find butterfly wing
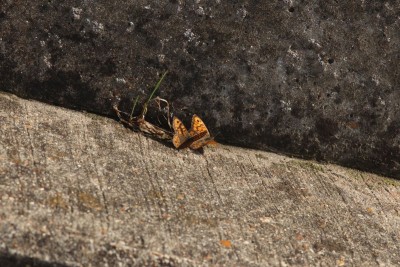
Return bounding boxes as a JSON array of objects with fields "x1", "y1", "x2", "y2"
[
  {"x1": 178, "y1": 130, "x2": 208, "y2": 149},
  {"x1": 188, "y1": 114, "x2": 217, "y2": 150},
  {"x1": 172, "y1": 116, "x2": 191, "y2": 148},
  {"x1": 189, "y1": 114, "x2": 210, "y2": 138}
]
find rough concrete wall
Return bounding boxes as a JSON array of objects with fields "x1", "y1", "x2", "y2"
[
  {"x1": 1, "y1": 1, "x2": 399, "y2": 178},
  {"x1": 1, "y1": 92, "x2": 399, "y2": 266}
]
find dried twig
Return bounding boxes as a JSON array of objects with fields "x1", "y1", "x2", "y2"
[{"x1": 113, "y1": 71, "x2": 173, "y2": 141}]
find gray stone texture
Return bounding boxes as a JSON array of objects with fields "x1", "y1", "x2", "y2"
[
  {"x1": 1, "y1": 92, "x2": 400, "y2": 266},
  {"x1": 0, "y1": 1, "x2": 399, "y2": 178}
]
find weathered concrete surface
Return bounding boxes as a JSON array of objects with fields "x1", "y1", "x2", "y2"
[
  {"x1": 1, "y1": 1, "x2": 399, "y2": 179},
  {"x1": 1, "y1": 92, "x2": 400, "y2": 266}
]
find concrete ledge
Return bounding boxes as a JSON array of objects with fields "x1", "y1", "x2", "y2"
[{"x1": 1, "y1": 92, "x2": 399, "y2": 266}]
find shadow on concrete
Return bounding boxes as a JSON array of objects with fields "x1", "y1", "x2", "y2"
[{"x1": 0, "y1": 252, "x2": 69, "y2": 267}]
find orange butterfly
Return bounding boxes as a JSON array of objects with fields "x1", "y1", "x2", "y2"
[
  {"x1": 188, "y1": 114, "x2": 217, "y2": 149},
  {"x1": 172, "y1": 115, "x2": 217, "y2": 150}
]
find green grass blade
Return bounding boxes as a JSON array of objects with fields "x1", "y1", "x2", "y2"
[
  {"x1": 130, "y1": 96, "x2": 139, "y2": 119},
  {"x1": 147, "y1": 70, "x2": 168, "y2": 103},
  {"x1": 139, "y1": 70, "x2": 168, "y2": 119}
]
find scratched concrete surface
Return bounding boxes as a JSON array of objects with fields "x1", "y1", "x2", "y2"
[{"x1": 0, "y1": 92, "x2": 399, "y2": 266}]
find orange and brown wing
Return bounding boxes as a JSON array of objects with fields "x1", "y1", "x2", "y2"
[
  {"x1": 189, "y1": 137, "x2": 218, "y2": 150},
  {"x1": 172, "y1": 116, "x2": 191, "y2": 148},
  {"x1": 178, "y1": 130, "x2": 208, "y2": 149},
  {"x1": 189, "y1": 114, "x2": 210, "y2": 138},
  {"x1": 188, "y1": 115, "x2": 218, "y2": 150}
]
